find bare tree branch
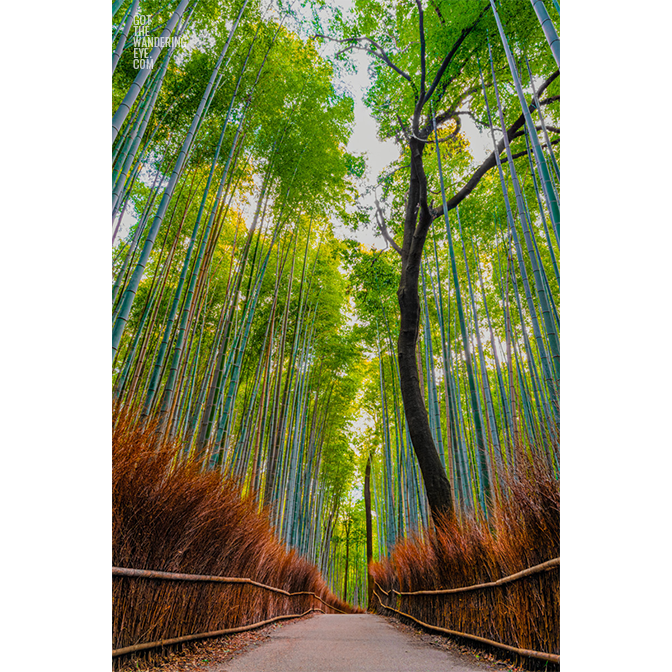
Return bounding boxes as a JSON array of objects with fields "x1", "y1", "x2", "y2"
[
  {"x1": 396, "y1": 113, "x2": 411, "y2": 142},
  {"x1": 509, "y1": 125, "x2": 559, "y2": 144},
  {"x1": 420, "y1": 84, "x2": 480, "y2": 138},
  {"x1": 500, "y1": 139, "x2": 559, "y2": 165},
  {"x1": 416, "y1": 0, "x2": 427, "y2": 101},
  {"x1": 374, "y1": 195, "x2": 402, "y2": 255},
  {"x1": 429, "y1": 70, "x2": 559, "y2": 220},
  {"x1": 422, "y1": 3, "x2": 491, "y2": 106},
  {"x1": 314, "y1": 34, "x2": 415, "y2": 88},
  {"x1": 453, "y1": 109, "x2": 481, "y2": 124},
  {"x1": 430, "y1": 43, "x2": 483, "y2": 111},
  {"x1": 429, "y1": 0, "x2": 445, "y2": 24},
  {"x1": 376, "y1": 163, "x2": 411, "y2": 186},
  {"x1": 537, "y1": 94, "x2": 559, "y2": 106},
  {"x1": 412, "y1": 114, "x2": 461, "y2": 144}
]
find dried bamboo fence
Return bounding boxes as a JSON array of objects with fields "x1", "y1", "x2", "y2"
[
  {"x1": 373, "y1": 557, "x2": 559, "y2": 665},
  {"x1": 113, "y1": 566, "x2": 347, "y2": 659}
]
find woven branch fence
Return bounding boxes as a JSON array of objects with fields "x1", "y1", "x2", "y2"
[
  {"x1": 112, "y1": 566, "x2": 347, "y2": 659},
  {"x1": 373, "y1": 557, "x2": 559, "y2": 665}
]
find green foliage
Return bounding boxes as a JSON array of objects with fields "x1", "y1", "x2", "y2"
[{"x1": 113, "y1": 0, "x2": 560, "y2": 611}]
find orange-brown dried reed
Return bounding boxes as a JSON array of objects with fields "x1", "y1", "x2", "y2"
[
  {"x1": 113, "y1": 413, "x2": 351, "y2": 667},
  {"x1": 370, "y1": 462, "x2": 559, "y2": 670}
]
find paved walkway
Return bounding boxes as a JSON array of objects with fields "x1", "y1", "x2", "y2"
[{"x1": 208, "y1": 614, "x2": 503, "y2": 671}]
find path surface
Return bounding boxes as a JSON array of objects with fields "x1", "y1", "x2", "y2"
[{"x1": 207, "y1": 614, "x2": 503, "y2": 672}]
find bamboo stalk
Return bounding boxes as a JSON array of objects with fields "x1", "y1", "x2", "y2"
[
  {"x1": 112, "y1": 0, "x2": 139, "y2": 75},
  {"x1": 112, "y1": 5, "x2": 250, "y2": 358},
  {"x1": 529, "y1": 0, "x2": 560, "y2": 68},
  {"x1": 488, "y1": 5, "x2": 560, "y2": 237},
  {"x1": 112, "y1": 0, "x2": 193, "y2": 143},
  {"x1": 432, "y1": 107, "x2": 491, "y2": 515},
  {"x1": 478, "y1": 57, "x2": 557, "y2": 408}
]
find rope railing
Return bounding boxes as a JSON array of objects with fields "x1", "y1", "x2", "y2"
[
  {"x1": 114, "y1": 561, "x2": 558, "y2": 661},
  {"x1": 373, "y1": 557, "x2": 560, "y2": 665},
  {"x1": 380, "y1": 556, "x2": 560, "y2": 596},
  {"x1": 112, "y1": 566, "x2": 348, "y2": 657},
  {"x1": 113, "y1": 608, "x2": 325, "y2": 657},
  {"x1": 112, "y1": 566, "x2": 348, "y2": 614},
  {"x1": 373, "y1": 591, "x2": 559, "y2": 664}
]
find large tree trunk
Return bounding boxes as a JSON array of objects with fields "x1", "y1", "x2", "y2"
[{"x1": 397, "y1": 138, "x2": 454, "y2": 522}]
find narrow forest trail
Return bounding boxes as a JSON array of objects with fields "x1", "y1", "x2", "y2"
[
  {"x1": 202, "y1": 614, "x2": 503, "y2": 672},
  {"x1": 112, "y1": 1, "x2": 561, "y2": 666}
]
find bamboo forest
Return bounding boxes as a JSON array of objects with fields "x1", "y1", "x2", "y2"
[{"x1": 112, "y1": 0, "x2": 560, "y2": 667}]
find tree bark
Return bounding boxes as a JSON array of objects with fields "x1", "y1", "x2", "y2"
[
  {"x1": 334, "y1": 10, "x2": 559, "y2": 528},
  {"x1": 397, "y1": 137, "x2": 454, "y2": 522},
  {"x1": 393, "y1": 74, "x2": 559, "y2": 525}
]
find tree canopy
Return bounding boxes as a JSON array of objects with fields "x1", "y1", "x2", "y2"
[{"x1": 112, "y1": 0, "x2": 559, "y2": 607}]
